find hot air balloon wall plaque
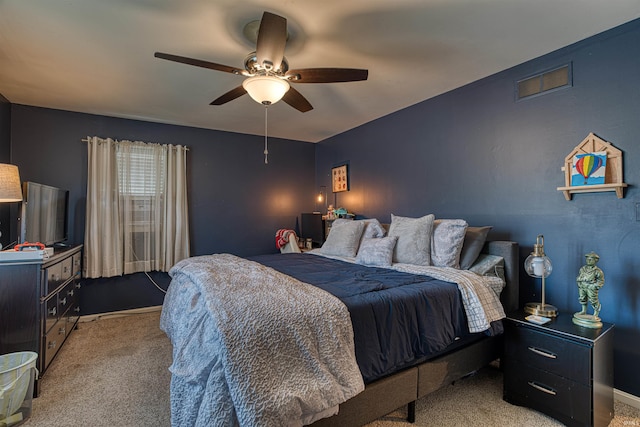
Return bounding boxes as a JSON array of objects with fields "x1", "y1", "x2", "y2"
[
  {"x1": 557, "y1": 132, "x2": 627, "y2": 200},
  {"x1": 571, "y1": 151, "x2": 607, "y2": 186}
]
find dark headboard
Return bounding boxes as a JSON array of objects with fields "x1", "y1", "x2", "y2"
[{"x1": 483, "y1": 240, "x2": 519, "y2": 313}]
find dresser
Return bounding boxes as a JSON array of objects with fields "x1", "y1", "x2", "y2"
[
  {"x1": 0, "y1": 245, "x2": 82, "y2": 396},
  {"x1": 503, "y1": 311, "x2": 614, "y2": 427}
]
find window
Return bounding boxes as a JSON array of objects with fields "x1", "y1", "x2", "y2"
[{"x1": 84, "y1": 137, "x2": 190, "y2": 279}]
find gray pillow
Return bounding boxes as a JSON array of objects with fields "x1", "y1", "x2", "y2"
[
  {"x1": 317, "y1": 220, "x2": 366, "y2": 257},
  {"x1": 459, "y1": 226, "x2": 493, "y2": 270},
  {"x1": 388, "y1": 214, "x2": 435, "y2": 265},
  {"x1": 431, "y1": 219, "x2": 468, "y2": 268},
  {"x1": 355, "y1": 236, "x2": 398, "y2": 267},
  {"x1": 333, "y1": 218, "x2": 386, "y2": 239},
  {"x1": 360, "y1": 218, "x2": 387, "y2": 239},
  {"x1": 469, "y1": 253, "x2": 505, "y2": 282}
]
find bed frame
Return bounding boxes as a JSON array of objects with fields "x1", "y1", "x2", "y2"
[{"x1": 311, "y1": 240, "x2": 519, "y2": 426}]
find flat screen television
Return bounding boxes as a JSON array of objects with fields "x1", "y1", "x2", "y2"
[{"x1": 19, "y1": 181, "x2": 69, "y2": 246}]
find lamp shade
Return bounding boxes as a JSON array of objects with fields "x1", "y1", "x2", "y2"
[
  {"x1": 0, "y1": 163, "x2": 22, "y2": 202},
  {"x1": 524, "y1": 254, "x2": 553, "y2": 278},
  {"x1": 242, "y1": 76, "x2": 290, "y2": 105}
]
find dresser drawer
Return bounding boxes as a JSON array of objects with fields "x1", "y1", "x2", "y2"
[
  {"x1": 46, "y1": 256, "x2": 74, "y2": 294},
  {"x1": 505, "y1": 362, "x2": 591, "y2": 425},
  {"x1": 60, "y1": 256, "x2": 73, "y2": 281},
  {"x1": 506, "y1": 322, "x2": 591, "y2": 384},
  {"x1": 44, "y1": 322, "x2": 67, "y2": 368},
  {"x1": 63, "y1": 280, "x2": 80, "y2": 312},
  {"x1": 57, "y1": 281, "x2": 74, "y2": 315},
  {"x1": 44, "y1": 294, "x2": 59, "y2": 333},
  {"x1": 46, "y1": 263, "x2": 63, "y2": 294},
  {"x1": 72, "y1": 252, "x2": 82, "y2": 276}
]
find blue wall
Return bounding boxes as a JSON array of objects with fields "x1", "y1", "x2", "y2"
[
  {"x1": 8, "y1": 105, "x2": 317, "y2": 313},
  {"x1": 316, "y1": 19, "x2": 640, "y2": 395},
  {"x1": 3, "y1": 18, "x2": 639, "y2": 396}
]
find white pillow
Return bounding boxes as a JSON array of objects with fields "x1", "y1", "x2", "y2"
[
  {"x1": 317, "y1": 220, "x2": 366, "y2": 258},
  {"x1": 388, "y1": 214, "x2": 435, "y2": 265},
  {"x1": 431, "y1": 219, "x2": 468, "y2": 268}
]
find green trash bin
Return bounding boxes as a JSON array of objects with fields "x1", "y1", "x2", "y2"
[{"x1": 0, "y1": 352, "x2": 38, "y2": 426}]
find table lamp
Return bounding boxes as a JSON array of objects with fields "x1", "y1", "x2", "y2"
[
  {"x1": 0, "y1": 163, "x2": 23, "y2": 250},
  {"x1": 524, "y1": 234, "x2": 558, "y2": 317}
]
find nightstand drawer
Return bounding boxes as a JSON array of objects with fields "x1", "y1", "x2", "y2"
[
  {"x1": 505, "y1": 322, "x2": 591, "y2": 384},
  {"x1": 504, "y1": 362, "x2": 591, "y2": 425}
]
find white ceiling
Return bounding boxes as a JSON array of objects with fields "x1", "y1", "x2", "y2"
[{"x1": 1, "y1": 1, "x2": 639, "y2": 143}]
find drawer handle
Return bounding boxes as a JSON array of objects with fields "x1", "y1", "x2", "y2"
[
  {"x1": 75, "y1": 283, "x2": 82, "y2": 289},
  {"x1": 67, "y1": 289, "x2": 75, "y2": 297},
  {"x1": 60, "y1": 297, "x2": 67, "y2": 306},
  {"x1": 74, "y1": 306, "x2": 81, "y2": 313},
  {"x1": 48, "y1": 306, "x2": 57, "y2": 316},
  {"x1": 528, "y1": 381, "x2": 557, "y2": 396},
  {"x1": 48, "y1": 340, "x2": 57, "y2": 349},
  {"x1": 59, "y1": 327, "x2": 66, "y2": 335},
  {"x1": 527, "y1": 346, "x2": 557, "y2": 359}
]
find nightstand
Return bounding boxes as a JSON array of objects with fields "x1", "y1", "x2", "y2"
[{"x1": 503, "y1": 311, "x2": 614, "y2": 427}]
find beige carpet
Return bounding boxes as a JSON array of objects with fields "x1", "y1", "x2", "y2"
[{"x1": 22, "y1": 311, "x2": 640, "y2": 427}]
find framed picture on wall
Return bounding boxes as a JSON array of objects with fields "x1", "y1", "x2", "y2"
[{"x1": 332, "y1": 163, "x2": 349, "y2": 193}]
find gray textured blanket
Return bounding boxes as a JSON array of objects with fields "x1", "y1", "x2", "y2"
[{"x1": 160, "y1": 254, "x2": 365, "y2": 426}]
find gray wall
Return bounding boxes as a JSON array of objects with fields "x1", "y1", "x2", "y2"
[{"x1": 316, "y1": 19, "x2": 640, "y2": 395}]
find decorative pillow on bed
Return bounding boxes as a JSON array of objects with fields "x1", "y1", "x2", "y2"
[
  {"x1": 333, "y1": 218, "x2": 387, "y2": 239},
  {"x1": 361, "y1": 218, "x2": 387, "y2": 239},
  {"x1": 355, "y1": 236, "x2": 398, "y2": 267},
  {"x1": 317, "y1": 220, "x2": 366, "y2": 258},
  {"x1": 431, "y1": 219, "x2": 468, "y2": 268},
  {"x1": 388, "y1": 213, "x2": 435, "y2": 265},
  {"x1": 459, "y1": 226, "x2": 493, "y2": 270},
  {"x1": 469, "y1": 253, "x2": 506, "y2": 284}
]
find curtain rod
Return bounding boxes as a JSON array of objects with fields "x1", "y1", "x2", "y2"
[{"x1": 81, "y1": 137, "x2": 189, "y2": 150}]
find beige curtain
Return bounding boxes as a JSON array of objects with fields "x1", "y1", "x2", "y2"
[{"x1": 84, "y1": 136, "x2": 190, "y2": 278}]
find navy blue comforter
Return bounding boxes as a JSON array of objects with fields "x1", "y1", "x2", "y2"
[{"x1": 249, "y1": 253, "x2": 470, "y2": 384}]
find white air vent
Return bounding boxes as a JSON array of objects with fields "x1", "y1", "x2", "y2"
[{"x1": 517, "y1": 64, "x2": 572, "y2": 100}]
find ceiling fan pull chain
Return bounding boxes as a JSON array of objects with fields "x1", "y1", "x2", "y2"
[{"x1": 264, "y1": 106, "x2": 269, "y2": 164}]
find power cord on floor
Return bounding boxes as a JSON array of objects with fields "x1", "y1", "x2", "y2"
[{"x1": 145, "y1": 270, "x2": 167, "y2": 294}]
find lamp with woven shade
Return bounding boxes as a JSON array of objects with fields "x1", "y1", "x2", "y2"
[
  {"x1": 0, "y1": 164, "x2": 22, "y2": 202},
  {"x1": 0, "y1": 163, "x2": 23, "y2": 250}
]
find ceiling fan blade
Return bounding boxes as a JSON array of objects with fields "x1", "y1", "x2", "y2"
[
  {"x1": 155, "y1": 52, "x2": 246, "y2": 75},
  {"x1": 285, "y1": 68, "x2": 368, "y2": 83},
  {"x1": 256, "y1": 12, "x2": 287, "y2": 72},
  {"x1": 282, "y1": 86, "x2": 313, "y2": 112},
  {"x1": 210, "y1": 86, "x2": 247, "y2": 105}
]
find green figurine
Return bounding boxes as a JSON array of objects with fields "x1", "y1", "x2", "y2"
[{"x1": 573, "y1": 251, "x2": 604, "y2": 328}]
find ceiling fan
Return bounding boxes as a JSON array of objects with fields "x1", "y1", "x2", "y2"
[{"x1": 154, "y1": 11, "x2": 368, "y2": 113}]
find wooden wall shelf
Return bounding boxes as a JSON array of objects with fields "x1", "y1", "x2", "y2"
[
  {"x1": 557, "y1": 133, "x2": 627, "y2": 200},
  {"x1": 557, "y1": 183, "x2": 627, "y2": 200}
]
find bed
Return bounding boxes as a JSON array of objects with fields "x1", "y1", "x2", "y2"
[{"x1": 160, "y1": 215, "x2": 519, "y2": 426}]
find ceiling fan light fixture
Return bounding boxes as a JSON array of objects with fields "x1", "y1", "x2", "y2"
[{"x1": 242, "y1": 75, "x2": 290, "y2": 105}]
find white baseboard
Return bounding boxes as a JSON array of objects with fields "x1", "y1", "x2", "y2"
[
  {"x1": 79, "y1": 305, "x2": 163, "y2": 323},
  {"x1": 615, "y1": 388, "x2": 640, "y2": 410}
]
